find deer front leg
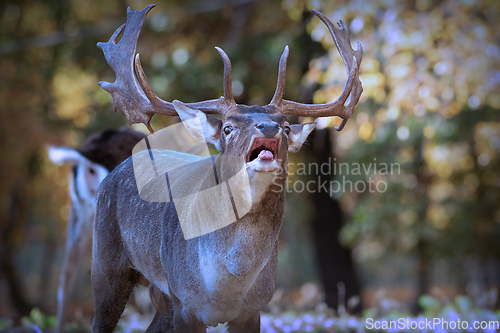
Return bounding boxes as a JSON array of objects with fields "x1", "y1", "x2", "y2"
[
  {"x1": 56, "y1": 237, "x2": 89, "y2": 332},
  {"x1": 55, "y1": 240, "x2": 78, "y2": 333},
  {"x1": 227, "y1": 313, "x2": 260, "y2": 333},
  {"x1": 91, "y1": 263, "x2": 140, "y2": 333},
  {"x1": 145, "y1": 284, "x2": 174, "y2": 333},
  {"x1": 92, "y1": 212, "x2": 141, "y2": 333},
  {"x1": 56, "y1": 206, "x2": 93, "y2": 333},
  {"x1": 169, "y1": 297, "x2": 206, "y2": 333}
]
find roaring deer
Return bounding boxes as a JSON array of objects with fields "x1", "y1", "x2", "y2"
[
  {"x1": 93, "y1": 4, "x2": 362, "y2": 332},
  {"x1": 48, "y1": 128, "x2": 145, "y2": 333}
]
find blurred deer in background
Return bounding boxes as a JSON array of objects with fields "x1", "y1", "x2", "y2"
[
  {"x1": 93, "y1": 4, "x2": 362, "y2": 332},
  {"x1": 48, "y1": 128, "x2": 145, "y2": 333}
]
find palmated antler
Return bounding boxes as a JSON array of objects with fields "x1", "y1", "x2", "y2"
[
  {"x1": 97, "y1": 5, "x2": 236, "y2": 133},
  {"x1": 269, "y1": 10, "x2": 363, "y2": 131}
]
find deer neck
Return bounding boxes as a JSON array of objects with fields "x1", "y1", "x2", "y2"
[
  {"x1": 247, "y1": 169, "x2": 279, "y2": 208},
  {"x1": 217, "y1": 166, "x2": 286, "y2": 277},
  {"x1": 142, "y1": 150, "x2": 286, "y2": 277}
]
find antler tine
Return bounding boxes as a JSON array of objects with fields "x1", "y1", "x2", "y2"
[
  {"x1": 98, "y1": 4, "x2": 161, "y2": 131},
  {"x1": 134, "y1": 53, "x2": 177, "y2": 132},
  {"x1": 98, "y1": 5, "x2": 228, "y2": 134},
  {"x1": 314, "y1": 11, "x2": 363, "y2": 76},
  {"x1": 215, "y1": 47, "x2": 236, "y2": 107},
  {"x1": 109, "y1": 23, "x2": 126, "y2": 44},
  {"x1": 278, "y1": 10, "x2": 363, "y2": 131},
  {"x1": 269, "y1": 46, "x2": 289, "y2": 107}
]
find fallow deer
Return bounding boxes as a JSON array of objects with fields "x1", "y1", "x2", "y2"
[
  {"x1": 93, "y1": 4, "x2": 362, "y2": 332},
  {"x1": 48, "y1": 128, "x2": 145, "y2": 333}
]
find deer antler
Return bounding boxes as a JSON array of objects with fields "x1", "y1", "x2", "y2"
[
  {"x1": 215, "y1": 47, "x2": 237, "y2": 107},
  {"x1": 98, "y1": 5, "x2": 235, "y2": 133},
  {"x1": 270, "y1": 10, "x2": 363, "y2": 131},
  {"x1": 269, "y1": 45, "x2": 289, "y2": 107}
]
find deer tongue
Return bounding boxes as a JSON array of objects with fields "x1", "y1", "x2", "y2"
[{"x1": 258, "y1": 150, "x2": 274, "y2": 160}]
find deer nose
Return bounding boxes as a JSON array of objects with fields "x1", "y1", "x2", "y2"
[{"x1": 256, "y1": 122, "x2": 280, "y2": 138}]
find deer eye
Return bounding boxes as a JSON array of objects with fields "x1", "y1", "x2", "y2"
[
  {"x1": 284, "y1": 126, "x2": 290, "y2": 135},
  {"x1": 223, "y1": 125, "x2": 233, "y2": 135}
]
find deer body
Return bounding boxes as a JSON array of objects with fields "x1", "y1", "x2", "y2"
[
  {"x1": 92, "y1": 109, "x2": 298, "y2": 331},
  {"x1": 94, "y1": 153, "x2": 283, "y2": 327},
  {"x1": 48, "y1": 129, "x2": 145, "y2": 333},
  {"x1": 93, "y1": 5, "x2": 362, "y2": 332}
]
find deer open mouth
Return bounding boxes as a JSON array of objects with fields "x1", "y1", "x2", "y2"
[{"x1": 246, "y1": 138, "x2": 279, "y2": 164}]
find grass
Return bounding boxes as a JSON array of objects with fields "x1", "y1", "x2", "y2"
[{"x1": 3, "y1": 290, "x2": 499, "y2": 333}]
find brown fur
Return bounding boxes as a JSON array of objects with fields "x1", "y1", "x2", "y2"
[{"x1": 78, "y1": 129, "x2": 146, "y2": 171}]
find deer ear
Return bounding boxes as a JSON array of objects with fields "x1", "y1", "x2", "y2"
[
  {"x1": 288, "y1": 122, "x2": 316, "y2": 153},
  {"x1": 173, "y1": 100, "x2": 222, "y2": 151}
]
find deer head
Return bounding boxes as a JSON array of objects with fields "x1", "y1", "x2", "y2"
[
  {"x1": 97, "y1": 5, "x2": 362, "y2": 217},
  {"x1": 49, "y1": 129, "x2": 147, "y2": 215}
]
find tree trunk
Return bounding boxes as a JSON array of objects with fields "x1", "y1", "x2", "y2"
[
  {"x1": 307, "y1": 128, "x2": 362, "y2": 313},
  {"x1": 0, "y1": 184, "x2": 32, "y2": 317},
  {"x1": 412, "y1": 140, "x2": 430, "y2": 313}
]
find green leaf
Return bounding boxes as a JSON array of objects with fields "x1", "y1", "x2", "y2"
[
  {"x1": 418, "y1": 295, "x2": 440, "y2": 310},
  {"x1": 30, "y1": 307, "x2": 45, "y2": 328},
  {"x1": 454, "y1": 295, "x2": 473, "y2": 312}
]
